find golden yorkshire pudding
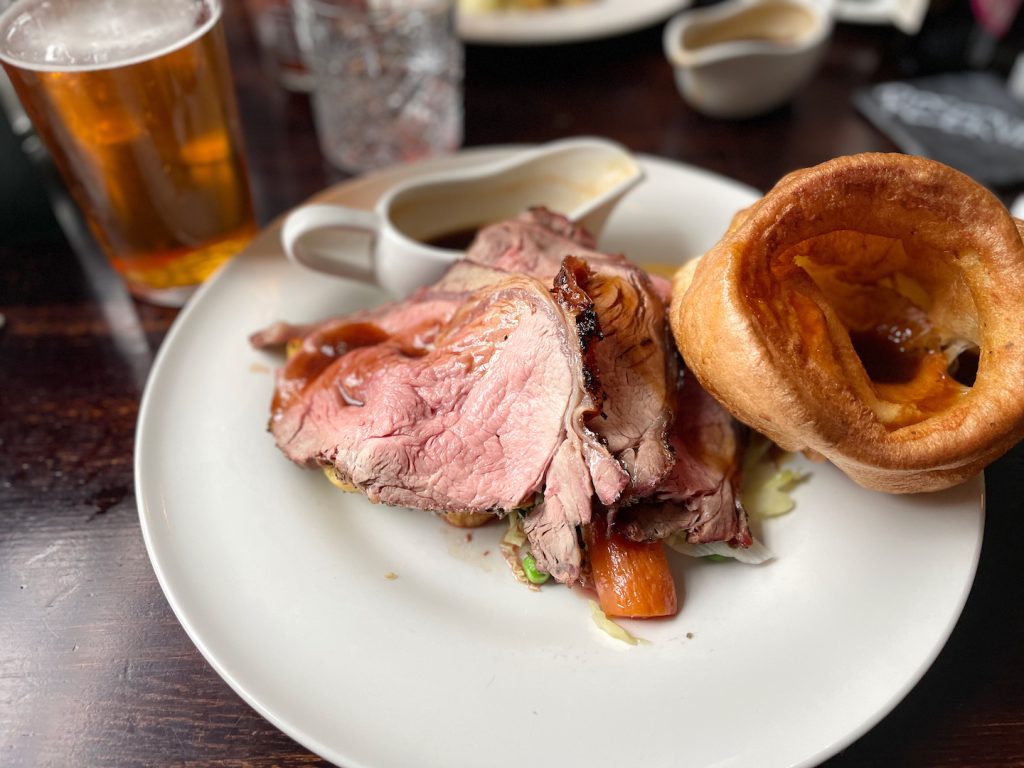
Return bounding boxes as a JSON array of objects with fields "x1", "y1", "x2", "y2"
[{"x1": 671, "y1": 153, "x2": 1024, "y2": 493}]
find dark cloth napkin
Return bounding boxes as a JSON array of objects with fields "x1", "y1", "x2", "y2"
[{"x1": 854, "y1": 71, "x2": 1024, "y2": 188}]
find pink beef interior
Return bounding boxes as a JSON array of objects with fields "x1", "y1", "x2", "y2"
[{"x1": 252, "y1": 208, "x2": 750, "y2": 585}]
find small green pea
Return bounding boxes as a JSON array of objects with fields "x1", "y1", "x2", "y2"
[{"x1": 521, "y1": 554, "x2": 550, "y2": 584}]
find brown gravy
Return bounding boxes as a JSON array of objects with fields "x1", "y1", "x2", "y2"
[
  {"x1": 682, "y1": 1, "x2": 816, "y2": 50},
  {"x1": 850, "y1": 324, "x2": 979, "y2": 389},
  {"x1": 424, "y1": 225, "x2": 483, "y2": 251},
  {"x1": 849, "y1": 327, "x2": 924, "y2": 384}
]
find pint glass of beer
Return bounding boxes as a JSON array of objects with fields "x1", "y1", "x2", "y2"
[{"x1": 0, "y1": 0, "x2": 256, "y2": 306}]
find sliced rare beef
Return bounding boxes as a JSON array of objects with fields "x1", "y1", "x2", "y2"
[
  {"x1": 523, "y1": 257, "x2": 629, "y2": 581},
  {"x1": 469, "y1": 210, "x2": 749, "y2": 547},
  {"x1": 583, "y1": 266, "x2": 675, "y2": 500},
  {"x1": 468, "y1": 209, "x2": 675, "y2": 500},
  {"x1": 252, "y1": 261, "x2": 518, "y2": 414},
  {"x1": 253, "y1": 208, "x2": 750, "y2": 586},
  {"x1": 467, "y1": 208, "x2": 627, "y2": 292},
  {"x1": 254, "y1": 258, "x2": 628, "y2": 582},
  {"x1": 617, "y1": 366, "x2": 752, "y2": 548}
]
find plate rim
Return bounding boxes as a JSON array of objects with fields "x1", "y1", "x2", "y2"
[{"x1": 457, "y1": 0, "x2": 692, "y2": 45}]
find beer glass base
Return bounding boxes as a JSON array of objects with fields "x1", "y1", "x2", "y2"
[
  {"x1": 127, "y1": 282, "x2": 198, "y2": 308},
  {"x1": 112, "y1": 226, "x2": 256, "y2": 308}
]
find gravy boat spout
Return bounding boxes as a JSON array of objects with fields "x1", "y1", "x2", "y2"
[{"x1": 281, "y1": 137, "x2": 644, "y2": 297}]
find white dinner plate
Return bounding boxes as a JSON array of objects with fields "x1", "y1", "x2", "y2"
[
  {"x1": 136, "y1": 147, "x2": 984, "y2": 768},
  {"x1": 457, "y1": 0, "x2": 691, "y2": 45}
]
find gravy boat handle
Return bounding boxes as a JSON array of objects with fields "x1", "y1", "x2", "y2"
[{"x1": 282, "y1": 204, "x2": 381, "y2": 285}]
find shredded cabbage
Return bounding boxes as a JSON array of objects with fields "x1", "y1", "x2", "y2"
[
  {"x1": 662, "y1": 434, "x2": 808, "y2": 563},
  {"x1": 665, "y1": 536, "x2": 775, "y2": 564},
  {"x1": 500, "y1": 514, "x2": 537, "y2": 588},
  {"x1": 588, "y1": 601, "x2": 648, "y2": 646},
  {"x1": 741, "y1": 434, "x2": 809, "y2": 518},
  {"x1": 742, "y1": 466, "x2": 808, "y2": 518},
  {"x1": 501, "y1": 513, "x2": 527, "y2": 548}
]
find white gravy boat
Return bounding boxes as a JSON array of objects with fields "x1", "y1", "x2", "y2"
[
  {"x1": 281, "y1": 137, "x2": 644, "y2": 297},
  {"x1": 664, "y1": 0, "x2": 833, "y2": 119}
]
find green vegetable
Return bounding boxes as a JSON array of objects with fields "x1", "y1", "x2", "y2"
[
  {"x1": 740, "y1": 434, "x2": 809, "y2": 518},
  {"x1": 502, "y1": 513, "x2": 527, "y2": 548},
  {"x1": 665, "y1": 535, "x2": 774, "y2": 564},
  {"x1": 588, "y1": 600, "x2": 647, "y2": 646},
  {"x1": 521, "y1": 554, "x2": 550, "y2": 585},
  {"x1": 703, "y1": 554, "x2": 728, "y2": 562},
  {"x1": 742, "y1": 466, "x2": 808, "y2": 518}
]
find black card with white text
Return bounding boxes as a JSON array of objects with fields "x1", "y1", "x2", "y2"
[{"x1": 854, "y1": 71, "x2": 1024, "y2": 187}]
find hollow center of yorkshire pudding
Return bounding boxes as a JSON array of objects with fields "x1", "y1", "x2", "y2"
[{"x1": 782, "y1": 230, "x2": 979, "y2": 429}]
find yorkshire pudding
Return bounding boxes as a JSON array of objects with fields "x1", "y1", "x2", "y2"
[{"x1": 671, "y1": 153, "x2": 1024, "y2": 493}]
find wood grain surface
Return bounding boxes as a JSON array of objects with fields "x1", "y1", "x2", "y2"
[{"x1": 2, "y1": 1, "x2": 1023, "y2": 765}]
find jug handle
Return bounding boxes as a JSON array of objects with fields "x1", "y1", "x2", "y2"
[{"x1": 281, "y1": 204, "x2": 380, "y2": 285}]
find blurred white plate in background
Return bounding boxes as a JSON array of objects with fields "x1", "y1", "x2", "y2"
[{"x1": 458, "y1": 0, "x2": 692, "y2": 45}]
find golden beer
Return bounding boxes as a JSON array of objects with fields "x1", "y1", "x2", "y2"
[{"x1": 0, "y1": 0, "x2": 256, "y2": 305}]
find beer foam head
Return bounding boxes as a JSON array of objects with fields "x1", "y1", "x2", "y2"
[{"x1": 0, "y1": 0, "x2": 219, "y2": 71}]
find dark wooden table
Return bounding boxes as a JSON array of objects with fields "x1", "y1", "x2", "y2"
[{"x1": 3, "y1": 1, "x2": 1023, "y2": 765}]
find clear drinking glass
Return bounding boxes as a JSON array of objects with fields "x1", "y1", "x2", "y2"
[
  {"x1": 0, "y1": 0, "x2": 256, "y2": 307},
  {"x1": 294, "y1": 0, "x2": 464, "y2": 174}
]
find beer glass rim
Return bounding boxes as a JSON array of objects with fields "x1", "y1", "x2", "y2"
[{"x1": 0, "y1": 0, "x2": 223, "y2": 73}]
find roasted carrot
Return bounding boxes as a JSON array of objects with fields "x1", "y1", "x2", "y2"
[{"x1": 584, "y1": 519, "x2": 678, "y2": 618}]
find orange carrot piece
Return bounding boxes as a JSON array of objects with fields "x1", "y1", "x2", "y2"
[{"x1": 584, "y1": 520, "x2": 678, "y2": 619}]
